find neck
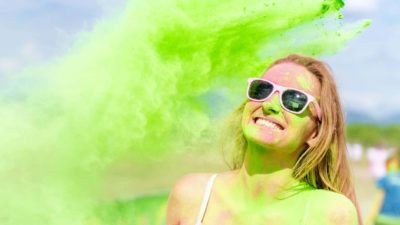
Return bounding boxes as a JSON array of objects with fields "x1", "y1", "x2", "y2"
[{"x1": 235, "y1": 142, "x2": 302, "y2": 198}]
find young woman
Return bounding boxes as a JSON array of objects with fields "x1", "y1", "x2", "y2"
[{"x1": 166, "y1": 54, "x2": 362, "y2": 225}]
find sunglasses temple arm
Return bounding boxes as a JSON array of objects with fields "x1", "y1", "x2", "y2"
[{"x1": 312, "y1": 101, "x2": 322, "y2": 121}]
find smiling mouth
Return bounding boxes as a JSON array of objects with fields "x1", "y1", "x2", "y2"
[{"x1": 254, "y1": 118, "x2": 284, "y2": 131}]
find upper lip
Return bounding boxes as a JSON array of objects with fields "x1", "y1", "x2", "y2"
[{"x1": 253, "y1": 116, "x2": 286, "y2": 130}]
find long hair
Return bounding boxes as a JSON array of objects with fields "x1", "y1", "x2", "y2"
[{"x1": 221, "y1": 54, "x2": 362, "y2": 224}]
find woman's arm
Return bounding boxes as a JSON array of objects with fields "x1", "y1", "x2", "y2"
[
  {"x1": 165, "y1": 177, "x2": 186, "y2": 225},
  {"x1": 166, "y1": 190, "x2": 181, "y2": 225},
  {"x1": 310, "y1": 190, "x2": 359, "y2": 225}
]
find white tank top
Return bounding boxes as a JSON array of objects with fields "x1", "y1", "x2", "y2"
[{"x1": 194, "y1": 174, "x2": 218, "y2": 225}]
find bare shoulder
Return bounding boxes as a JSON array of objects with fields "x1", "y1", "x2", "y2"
[
  {"x1": 308, "y1": 189, "x2": 358, "y2": 225},
  {"x1": 165, "y1": 173, "x2": 216, "y2": 225},
  {"x1": 170, "y1": 173, "x2": 216, "y2": 200}
]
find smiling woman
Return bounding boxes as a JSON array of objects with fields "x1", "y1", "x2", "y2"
[{"x1": 165, "y1": 54, "x2": 362, "y2": 225}]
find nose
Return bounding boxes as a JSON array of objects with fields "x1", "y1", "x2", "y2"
[{"x1": 261, "y1": 91, "x2": 281, "y2": 115}]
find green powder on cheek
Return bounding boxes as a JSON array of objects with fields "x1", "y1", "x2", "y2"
[
  {"x1": 0, "y1": 0, "x2": 369, "y2": 224},
  {"x1": 283, "y1": 114, "x2": 314, "y2": 151}
]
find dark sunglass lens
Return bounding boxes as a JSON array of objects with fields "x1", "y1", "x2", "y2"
[
  {"x1": 248, "y1": 80, "x2": 273, "y2": 100},
  {"x1": 282, "y1": 90, "x2": 308, "y2": 112}
]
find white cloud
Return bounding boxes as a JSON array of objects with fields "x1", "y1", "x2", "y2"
[
  {"x1": 0, "y1": 58, "x2": 20, "y2": 72},
  {"x1": 20, "y1": 41, "x2": 42, "y2": 61},
  {"x1": 341, "y1": 90, "x2": 400, "y2": 119},
  {"x1": 345, "y1": 0, "x2": 379, "y2": 12}
]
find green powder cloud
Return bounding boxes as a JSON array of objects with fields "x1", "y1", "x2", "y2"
[{"x1": 0, "y1": 0, "x2": 369, "y2": 224}]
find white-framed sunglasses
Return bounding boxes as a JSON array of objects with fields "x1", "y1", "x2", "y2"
[{"x1": 247, "y1": 78, "x2": 322, "y2": 120}]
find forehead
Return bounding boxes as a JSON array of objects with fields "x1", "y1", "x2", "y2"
[{"x1": 261, "y1": 62, "x2": 321, "y2": 97}]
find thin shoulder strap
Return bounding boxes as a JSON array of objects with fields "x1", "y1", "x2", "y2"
[{"x1": 194, "y1": 174, "x2": 218, "y2": 225}]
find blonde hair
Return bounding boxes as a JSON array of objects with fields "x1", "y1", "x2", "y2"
[{"x1": 222, "y1": 54, "x2": 362, "y2": 224}]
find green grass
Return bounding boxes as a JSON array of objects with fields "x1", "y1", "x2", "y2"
[{"x1": 347, "y1": 124, "x2": 400, "y2": 147}]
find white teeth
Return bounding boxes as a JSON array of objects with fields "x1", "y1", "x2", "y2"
[{"x1": 255, "y1": 118, "x2": 282, "y2": 130}]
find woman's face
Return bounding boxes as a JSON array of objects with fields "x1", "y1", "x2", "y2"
[{"x1": 242, "y1": 62, "x2": 321, "y2": 154}]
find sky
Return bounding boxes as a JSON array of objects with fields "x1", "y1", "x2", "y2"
[
  {"x1": 0, "y1": 0, "x2": 399, "y2": 120},
  {"x1": 324, "y1": 0, "x2": 400, "y2": 119}
]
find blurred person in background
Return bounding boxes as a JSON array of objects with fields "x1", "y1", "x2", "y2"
[
  {"x1": 347, "y1": 143, "x2": 363, "y2": 162},
  {"x1": 166, "y1": 54, "x2": 362, "y2": 225},
  {"x1": 367, "y1": 144, "x2": 391, "y2": 180},
  {"x1": 366, "y1": 149, "x2": 400, "y2": 225}
]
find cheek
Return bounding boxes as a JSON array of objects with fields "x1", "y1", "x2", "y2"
[
  {"x1": 289, "y1": 115, "x2": 313, "y2": 134},
  {"x1": 307, "y1": 104, "x2": 319, "y2": 119},
  {"x1": 285, "y1": 116, "x2": 316, "y2": 145},
  {"x1": 241, "y1": 102, "x2": 258, "y2": 126},
  {"x1": 243, "y1": 123, "x2": 280, "y2": 144}
]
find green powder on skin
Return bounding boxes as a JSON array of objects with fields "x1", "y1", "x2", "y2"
[
  {"x1": 297, "y1": 76, "x2": 313, "y2": 91},
  {"x1": 0, "y1": 0, "x2": 369, "y2": 224}
]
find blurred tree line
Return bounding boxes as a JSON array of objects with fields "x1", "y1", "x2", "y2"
[{"x1": 346, "y1": 124, "x2": 400, "y2": 148}]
